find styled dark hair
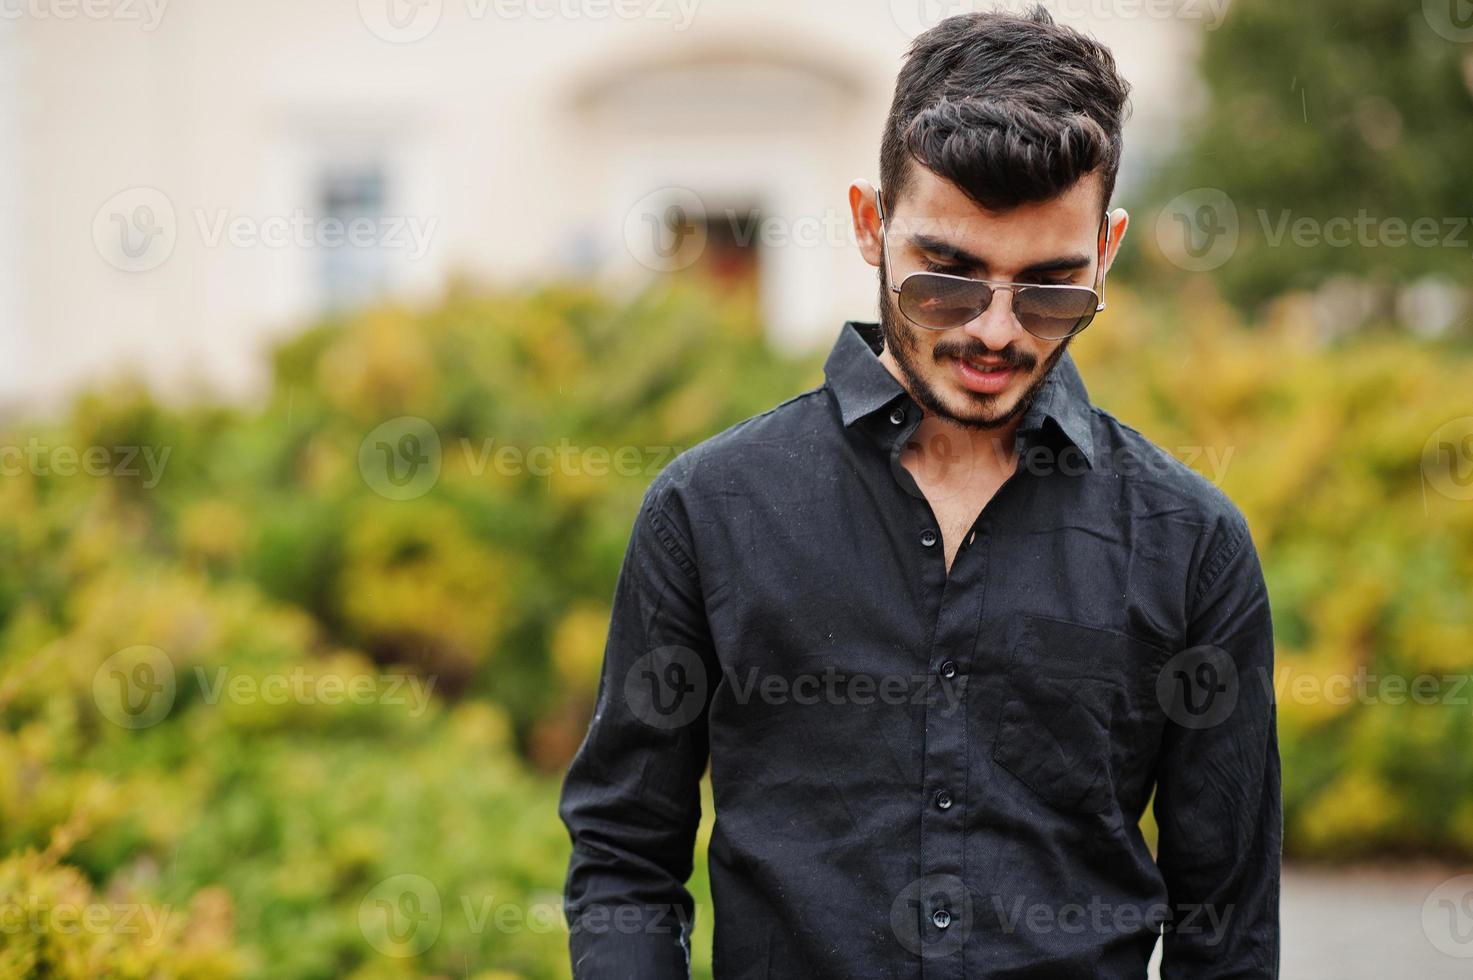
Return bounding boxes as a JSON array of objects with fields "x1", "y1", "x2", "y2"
[{"x1": 879, "y1": 5, "x2": 1132, "y2": 216}]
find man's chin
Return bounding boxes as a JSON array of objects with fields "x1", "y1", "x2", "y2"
[{"x1": 930, "y1": 386, "x2": 1026, "y2": 430}]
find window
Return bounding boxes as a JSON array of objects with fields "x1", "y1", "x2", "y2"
[{"x1": 316, "y1": 164, "x2": 390, "y2": 312}]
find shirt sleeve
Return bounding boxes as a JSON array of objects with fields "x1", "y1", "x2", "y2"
[
  {"x1": 557, "y1": 473, "x2": 715, "y2": 979},
  {"x1": 1153, "y1": 513, "x2": 1283, "y2": 978}
]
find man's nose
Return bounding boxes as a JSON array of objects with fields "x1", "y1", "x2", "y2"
[{"x1": 961, "y1": 287, "x2": 1025, "y2": 349}]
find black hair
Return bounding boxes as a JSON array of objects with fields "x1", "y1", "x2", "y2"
[{"x1": 879, "y1": 4, "x2": 1133, "y2": 215}]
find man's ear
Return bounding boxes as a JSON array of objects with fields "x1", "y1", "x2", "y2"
[
  {"x1": 1103, "y1": 208, "x2": 1129, "y2": 275},
  {"x1": 849, "y1": 179, "x2": 884, "y2": 269}
]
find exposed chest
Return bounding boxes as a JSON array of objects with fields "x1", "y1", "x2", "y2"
[{"x1": 900, "y1": 447, "x2": 1016, "y2": 574}]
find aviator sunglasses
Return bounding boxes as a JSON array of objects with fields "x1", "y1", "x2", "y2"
[{"x1": 876, "y1": 187, "x2": 1112, "y2": 341}]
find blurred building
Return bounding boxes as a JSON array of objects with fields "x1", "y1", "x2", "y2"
[{"x1": 1, "y1": 0, "x2": 1209, "y2": 414}]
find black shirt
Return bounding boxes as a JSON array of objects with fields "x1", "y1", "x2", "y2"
[{"x1": 559, "y1": 320, "x2": 1281, "y2": 979}]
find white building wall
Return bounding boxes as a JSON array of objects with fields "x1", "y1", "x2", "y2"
[
  {"x1": 0, "y1": 17, "x2": 23, "y2": 406},
  {"x1": 6, "y1": 0, "x2": 1200, "y2": 415}
]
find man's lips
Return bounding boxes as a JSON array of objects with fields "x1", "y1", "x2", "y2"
[{"x1": 950, "y1": 354, "x2": 1020, "y2": 394}]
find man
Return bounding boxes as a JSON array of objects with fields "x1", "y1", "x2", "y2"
[{"x1": 559, "y1": 6, "x2": 1281, "y2": 978}]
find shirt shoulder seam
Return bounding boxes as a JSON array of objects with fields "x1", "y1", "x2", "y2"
[
  {"x1": 1194, "y1": 516, "x2": 1250, "y2": 606},
  {"x1": 647, "y1": 499, "x2": 700, "y2": 584},
  {"x1": 642, "y1": 384, "x2": 827, "y2": 584}
]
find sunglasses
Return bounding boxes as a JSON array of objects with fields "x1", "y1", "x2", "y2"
[{"x1": 876, "y1": 188, "x2": 1111, "y2": 341}]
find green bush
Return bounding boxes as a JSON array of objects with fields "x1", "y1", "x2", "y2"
[
  {"x1": 0, "y1": 282, "x2": 809, "y2": 977},
  {"x1": 2, "y1": 278, "x2": 1472, "y2": 977},
  {"x1": 1132, "y1": 0, "x2": 1473, "y2": 317},
  {"x1": 1079, "y1": 284, "x2": 1473, "y2": 859}
]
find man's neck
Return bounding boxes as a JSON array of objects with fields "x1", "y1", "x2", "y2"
[{"x1": 878, "y1": 346, "x2": 1023, "y2": 484}]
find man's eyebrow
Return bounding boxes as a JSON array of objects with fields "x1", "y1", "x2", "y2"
[
  {"x1": 909, "y1": 233, "x2": 1094, "y2": 276},
  {"x1": 909, "y1": 234, "x2": 984, "y2": 267},
  {"x1": 1020, "y1": 254, "x2": 1095, "y2": 276}
]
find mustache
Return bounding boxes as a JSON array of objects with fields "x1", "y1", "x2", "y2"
[{"x1": 931, "y1": 341, "x2": 1037, "y2": 372}]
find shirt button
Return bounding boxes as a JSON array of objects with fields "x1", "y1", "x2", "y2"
[
  {"x1": 935, "y1": 789, "x2": 953, "y2": 810},
  {"x1": 889, "y1": 407, "x2": 906, "y2": 425},
  {"x1": 939, "y1": 660, "x2": 957, "y2": 679},
  {"x1": 920, "y1": 529, "x2": 938, "y2": 548},
  {"x1": 932, "y1": 908, "x2": 951, "y2": 930}
]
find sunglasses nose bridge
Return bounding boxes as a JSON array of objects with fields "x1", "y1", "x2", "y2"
[{"x1": 960, "y1": 282, "x2": 1024, "y2": 341}]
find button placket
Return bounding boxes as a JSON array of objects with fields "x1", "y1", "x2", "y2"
[{"x1": 913, "y1": 547, "x2": 981, "y2": 979}]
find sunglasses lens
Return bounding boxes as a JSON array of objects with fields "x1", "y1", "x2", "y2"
[
  {"x1": 898, "y1": 275, "x2": 991, "y2": 330},
  {"x1": 1016, "y1": 287, "x2": 1099, "y2": 340}
]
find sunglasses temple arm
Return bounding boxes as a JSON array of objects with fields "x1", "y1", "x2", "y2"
[
  {"x1": 1096, "y1": 215, "x2": 1111, "y2": 311},
  {"x1": 875, "y1": 188, "x2": 901, "y2": 294}
]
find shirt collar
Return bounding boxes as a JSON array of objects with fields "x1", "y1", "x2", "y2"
[
  {"x1": 822, "y1": 320, "x2": 1097, "y2": 468},
  {"x1": 1016, "y1": 343, "x2": 1097, "y2": 468},
  {"x1": 823, "y1": 320, "x2": 905, "y2": 427}
]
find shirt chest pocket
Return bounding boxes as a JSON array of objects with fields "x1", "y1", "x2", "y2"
[{"x1": 990, "y1": 615, "x2": 1152, "y2": 816}]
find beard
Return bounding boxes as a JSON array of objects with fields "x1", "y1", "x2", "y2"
[{"x1": 877, "y1": 278, "x2": 1070, "y2": 432}]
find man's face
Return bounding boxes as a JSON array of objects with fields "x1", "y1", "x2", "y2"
[{"x1": 868, "y1": 168, "x2": 1115, "y2": 431}]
